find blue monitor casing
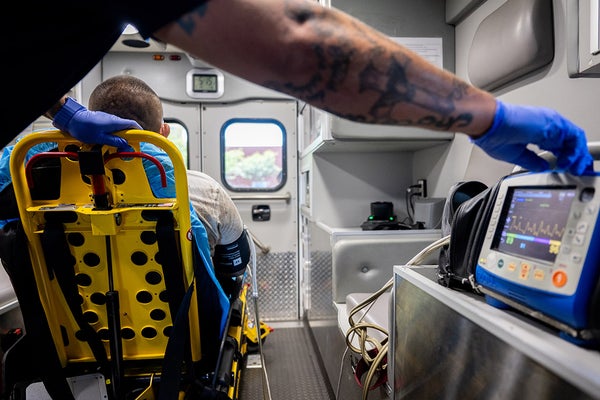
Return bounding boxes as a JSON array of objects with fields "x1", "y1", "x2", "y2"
[{"x1": 475, "y1": 172, "x2": 600, "y2": 339}]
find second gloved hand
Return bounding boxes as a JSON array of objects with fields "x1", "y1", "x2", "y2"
[
  {"x1": 52, "y1": 97, "x2": 140, "y2": 150},
  {"x1": 473, "y1": 100, "x2": 594, "y2": 175}
]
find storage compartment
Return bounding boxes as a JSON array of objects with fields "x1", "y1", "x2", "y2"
[
  {"x1": 567, "y1": 0, "x2": 600, "y2": 77},
  {"x1": 300, "y1": 104, "x2": 454, "y2": 155},
  {"x1": 298, "y1": 0, "x2": 456, "y2": 155},
  {"x1": 467, "y1": 0, "x2": 555, "y2": 90},
  {"x1": 327, "y1": 225, "x2": 442, "y2": 302},
  {"x1": 303, "y1": 148, "x2": 451, "y2": 228}
]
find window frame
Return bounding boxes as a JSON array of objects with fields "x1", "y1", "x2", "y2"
[{"x1": 219, "y1": 117, "x2": 287, "y2": 193}]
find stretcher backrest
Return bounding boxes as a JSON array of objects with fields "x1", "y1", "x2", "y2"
[{"x1": 9, "y1": 129, "x2": 197, "y2": 369}]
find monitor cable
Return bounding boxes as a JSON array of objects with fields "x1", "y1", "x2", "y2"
[
  {"x1": 345, "y1": 235, "x2": 451, "y2": 400},
  {"x1": 247, "y1": 228, "x2": 273, "y2": 400}
]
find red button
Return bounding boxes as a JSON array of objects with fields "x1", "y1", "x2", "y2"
[{"x1": 552, "y1": 270, "x2": 568, "y2": 288}]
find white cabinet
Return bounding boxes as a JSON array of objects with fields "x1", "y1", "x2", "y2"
[{"x1": 300, "y1": 104, "x2": 454, "y2": 156}]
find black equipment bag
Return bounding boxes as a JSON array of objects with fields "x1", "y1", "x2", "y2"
[{"x1": 437, "y1": 178, "x2": 505, "y2": 292}]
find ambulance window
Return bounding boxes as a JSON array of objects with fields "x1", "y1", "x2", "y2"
[
  {"x1": 221, "y1": 119, "x2": 286, "y2": 192},
  {"x1": 165, "y1": 120, "x2": 188, "y2": 168}
]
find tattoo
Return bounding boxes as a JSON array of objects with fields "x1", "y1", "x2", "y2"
[
  {"x1": 412, "y1": 79, "x2": 473, "y2": 129},
  {"x1": 265, "y1": 74, "x2": 326, "y2": 104},
  {"x1": 355, "y1": 55, "x2": 474, "y2": 129},
  {"x1": 417, "y1": 114, "x2": 473, "y2": 130},
  {"x1": 265, "y1": 43, "x2": 326, "y2": 103},
  {"x1": 277, "y1": 0, "x2": 474, "y2": 131},
  {"x1": 361, "y1": 57, "x2": 415, "y2": 122},
  {"x1": 325, "y1": 45, "x2": 353, "y2": 91},
  {"x1": 176, "y1": 4, "x2": 209, "y2": 36},
  {"x1": 268, "y1": 10, "x2": 358, "y2": 104}
]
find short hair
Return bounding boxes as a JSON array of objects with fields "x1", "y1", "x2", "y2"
[{"x1": 88, "y1": 75, "x2": 163, "y2": 133}]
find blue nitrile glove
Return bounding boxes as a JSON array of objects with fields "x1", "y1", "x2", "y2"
[
  {"x1": 473, "y1": 100, "x2": 594, "y2": 175},
  {"x1": 52, "y1": 97, "x2": 140, "y2": 151}
]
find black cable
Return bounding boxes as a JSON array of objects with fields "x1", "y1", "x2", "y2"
[
  {"x1": 405, "y1": 190, "x2": 412, "y2": 224},
  {"x1": 405, "y1": 184, "x2": 422, "y2": 224},
  {"x1": 409, "y1": 192, "x2": 418, "y2": 219}
]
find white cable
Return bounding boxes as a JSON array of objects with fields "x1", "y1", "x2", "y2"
[
  {"x1": 335, "y1": 346, "x2": 350, "y2": 399},
  {"x1": 249, "y1": 228, "x2": 259, "y2": 299},
  {"x1": 246, "y1": 228, "x2": 272, "y2": 400}
]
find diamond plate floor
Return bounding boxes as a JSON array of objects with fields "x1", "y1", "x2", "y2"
[{"x1": 238, "y1": 321, "x2": 334, "y2": 400}]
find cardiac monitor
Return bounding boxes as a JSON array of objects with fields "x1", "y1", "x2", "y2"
[{"x1": 475, "y1": 172, "x2": 600, "y2": 344}]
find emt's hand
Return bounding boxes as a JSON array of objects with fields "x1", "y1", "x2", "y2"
[
  {"x1": 473, "y1": 100, "x2": 594, "y2": 175},
  {"x1": 52, "y1": 97, "x2": 140, "y2": 150}
]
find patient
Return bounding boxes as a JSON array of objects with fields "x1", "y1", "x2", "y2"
[
  {"x1": 0, "y1": 75, "x2": 248, "y2": 342},
  {"x1": 0, "y1": 75, "x2": 247, "y2": 394},
  {"x1": 88, "y1": 76, "x2": 246, "y2": 261}
]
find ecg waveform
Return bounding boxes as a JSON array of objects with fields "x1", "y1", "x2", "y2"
[
  {"x1": 506, "y1": 215, "x2": 566, "y2": 239},
  {"x1": 494, "y1": 188, "x2": 575, "y2": 264}
]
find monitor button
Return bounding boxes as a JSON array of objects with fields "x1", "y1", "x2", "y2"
[{"x1": 552, "y1": 270, "x2": 568, "y2": 288}]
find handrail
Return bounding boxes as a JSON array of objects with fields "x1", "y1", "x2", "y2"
[
  {"x1": 230, "y1": 192, "x2": 292, "y2": 204},
  {"x1": 25, "y1": 151, "x2": 78, "y2": 188},
  {"x1": 105, "y1": 151, "x2": 167, "y2": 187},
  {"x1": 246, "y1": 229, "x2": 270, "y2": 255},
  {"x1": 512, "y1": 141, "x2": 600, "y2": 173}
]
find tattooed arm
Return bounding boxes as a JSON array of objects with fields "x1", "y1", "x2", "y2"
[
  {"x1": 154, "y1": 0, "x2": 593, "y2": 174},
  {"x1": 154, "y1": 0, "x2": 496, "y2": 137}
]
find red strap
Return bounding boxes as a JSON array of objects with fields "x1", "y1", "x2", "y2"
[{"x1": 353, "y1": 348, "x2": 388, "y2": 390}]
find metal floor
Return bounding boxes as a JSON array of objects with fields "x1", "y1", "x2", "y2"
[{"x1": 238, "y1": 321, "x2": 334, "y2": 400}]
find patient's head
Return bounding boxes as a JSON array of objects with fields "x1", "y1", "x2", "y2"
[{"x1": 89, "y1": 75, "x2": 169, "y2": 136}]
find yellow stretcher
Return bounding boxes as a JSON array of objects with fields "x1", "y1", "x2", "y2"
[{"x1": 2, "y1": 130, "x2": 248, "y2": 400}]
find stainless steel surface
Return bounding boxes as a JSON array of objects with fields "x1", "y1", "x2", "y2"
[
  {"x1": 391, "y1": 266, "x2": 600, "y2": 399},
  {"x1": 306, "y1": 250, "x2": 334, "y2": 319},
  {"x1": 244, "y1": 251, "x2": 298, "y2": 321}
]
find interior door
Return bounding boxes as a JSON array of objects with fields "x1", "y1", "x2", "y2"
[{"x1": 201, "y1": 99, "x2": 299, "y2": 320}]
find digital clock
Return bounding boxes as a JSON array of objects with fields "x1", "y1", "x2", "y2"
[
  {"x1": 185, "y1": 68, "x2": 224, "y2": 99},
  {"x1": 193, "y1": 74, "x2": 218, "y2": 93}
]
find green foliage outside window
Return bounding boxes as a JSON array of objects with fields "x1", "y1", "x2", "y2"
[{"x1": 225, "y1": 149, "x2": 281, "y2": 183}]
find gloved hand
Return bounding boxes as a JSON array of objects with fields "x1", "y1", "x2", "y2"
[
  {"x1": 52, "y1": 97, "x2": 140, "y2": 151},
  {"x1": 473, "y1": 100, "x2": 594, "y2": 175}
]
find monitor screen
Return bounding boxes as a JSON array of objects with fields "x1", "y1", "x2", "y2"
[{"x1": 492, "y1": 187, "x2": 576, "y2": 264}]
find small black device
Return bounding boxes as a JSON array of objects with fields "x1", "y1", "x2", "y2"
[{"x1": 361, "y1": 201, "x2": 406, "y2": 230}]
